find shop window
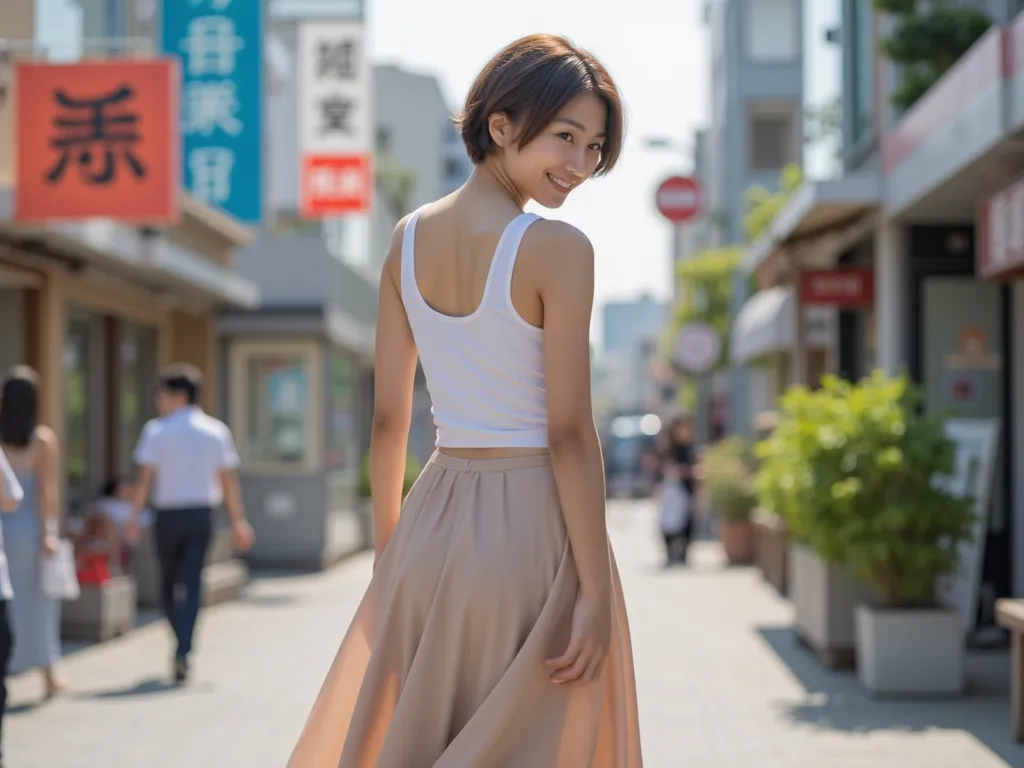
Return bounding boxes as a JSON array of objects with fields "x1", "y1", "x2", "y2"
[
  {"x1": 116, "y1": 322, "x2": 157, "y2": 477},
  {"x1": 326, "y1": 350, "x2": 359, "y2": 473},
  {"x1": 229, "y1": 340, "x2": 322, "y2": 471},
  {"x1": 64, "y1": 319, "x2": 91, "y2": 489}
]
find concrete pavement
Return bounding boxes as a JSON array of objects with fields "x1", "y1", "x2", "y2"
[{"x1": 7, "y1": 500, "x2": 1024, "y2": 767}]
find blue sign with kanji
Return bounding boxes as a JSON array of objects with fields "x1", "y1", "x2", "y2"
[{"x1": 161, "y1": 0, "x2": 263, "y2": 223}]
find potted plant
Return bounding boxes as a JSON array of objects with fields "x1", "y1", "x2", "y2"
[
  {"x1": 757, "y1": 372, "x2": 975, "y2": 690},
  {"x1": 833, "y1": 374, "x2": 973, "y2": 696},
  {"x1": 754, "y1": 375, "x2": 884, "y2": 669},
  {"x1": 701, "y1": 437, "x2": 757, "y2": 565}
]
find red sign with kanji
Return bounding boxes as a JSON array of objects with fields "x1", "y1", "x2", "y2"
[
  {"x1": 300, "y1": 153, "x2": 372, "y2": 218},
  {"x1": 15, "y1": 59, "x2": 180, "y2": 224},
  {"x1": 978, "y1": 173, "x2": 1024, "y2": 280},
  {"x1": 799, "y1": 268, "x2": 874, "y2": 309}
]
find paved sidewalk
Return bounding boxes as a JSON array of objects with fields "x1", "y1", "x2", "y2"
[{"x1": 6, "y1": 500, "x2": 1024, "y2": 767}]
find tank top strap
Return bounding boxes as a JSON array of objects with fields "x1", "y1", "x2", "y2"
[
  {"x1": 400, "y1": 208, "x2": 423, "y2": 309},
  {"x1": 482, "y1": 212, "x2": 543, "y2": 310}
]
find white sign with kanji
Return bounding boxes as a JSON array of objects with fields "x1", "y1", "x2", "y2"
[
  {"x1": 297, "y1": 20, "x2": 372, "y2": 217},
  {"x1": 298, "y1": 20, "x2": 370, "y2": 155}
]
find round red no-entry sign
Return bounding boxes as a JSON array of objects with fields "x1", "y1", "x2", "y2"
[{"x1": 655, "y1": 176, "x2": 702, "y2": 224}]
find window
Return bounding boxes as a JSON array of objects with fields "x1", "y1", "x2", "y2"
[
  {"x1": 116, "y1": 322, "x2": 157, "y2": 477},
  {"x1": 229, "y1": 341, "x2": 322, "y2": 470},
  {"x1": 745, "y1": 0, "x2": 799, "y2": 62},
  {"x1": 749, "y1": 109, "x2": 796, "y2": 171},
  {"x1": 376, "y1": 126, "x2": 392, "y2": 154},
  {"x1": 849, "y1": 0, "x2": 875, "y2": 145},
  {"x1": 64, "y1": 318, "x2": 91, "y2": 489},
  {"x1": 325, "y1": 350, "x2": 358, "y2": 472}
]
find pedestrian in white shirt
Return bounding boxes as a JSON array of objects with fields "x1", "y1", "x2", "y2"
[{"x1": 124, "y1": 363, "x2": 254, "y2": 684}]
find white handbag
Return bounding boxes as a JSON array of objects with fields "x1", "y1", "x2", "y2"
[
  {"x1": 658, "y1": 481, "x2": 691, "y2": 535},
  {"x1": 40, "y1": 538, "x2": 81, "y2": 601}
]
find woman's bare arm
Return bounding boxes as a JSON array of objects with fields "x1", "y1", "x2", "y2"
[
  {"x1": 535, "y1": 222, "x2": 611, "y2": 598},
  {"x1": 34, "y1": 426, "x2": 61, "y2": 535},
  {"x1": 370, "y1": 218, "x2": 419, "y2": 559},
  {"x1": 0, "y1": 447, "x2": 22, "y2": 513}
]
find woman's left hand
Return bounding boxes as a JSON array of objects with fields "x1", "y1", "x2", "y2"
[{"x1": 41, "y1": 534, "x2": 59, "y2": 557}]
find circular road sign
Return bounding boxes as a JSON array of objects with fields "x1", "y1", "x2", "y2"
[
  {"x1": 672, "y1": 322, "x2": 722, "y2": 374},
  {"x1": 656, "y1": 176, "x2": 702, "y2": 224}
]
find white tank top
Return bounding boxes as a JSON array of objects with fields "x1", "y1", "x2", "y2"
[{"x1": 401, "y1": 208, "x2": 549, "y2": 448}]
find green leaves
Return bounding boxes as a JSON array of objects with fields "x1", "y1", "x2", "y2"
[
  {"x1": 873, "y1": 1, "x2": 992, "y2": 112},
  {"x1": 753, "y1": 370, "x2": 975, "y2": 607},
  {"x1": 743, "y1": 164, "x2": 803, "y2": 242},
  {"x1": 703, "y1": 437, "x2": 758, "y2": 524}
]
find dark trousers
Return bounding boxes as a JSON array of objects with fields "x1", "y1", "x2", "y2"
[
  {"x1": 0, "y1": 599, "x2": 10, "y2": 759},
  {"x1": 154, "y1": 507, "x2": 212, "y2": 661},
  {"x1": 663, "y1": 513, "x2": 694, "y2": 563}
]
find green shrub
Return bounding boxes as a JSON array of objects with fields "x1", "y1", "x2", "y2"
[
  {"x1": 753, "y1": 371, "x2": 974, "y2": 608},
  {"x1": 702, "y1": 437, "x2": 757, "y2": 524},
  {"x1": 360, "y1": 452, "x2": 423, "y2": 499}
]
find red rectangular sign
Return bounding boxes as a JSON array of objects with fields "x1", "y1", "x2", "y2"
[
  {"x1": 300, "y1": 153, "x2": 372, "y2": 219},
  {"x1": 799, "y1": 268, "x2": 874, "y2": 309},
  {"x1": 978, "y1": 173, "x2": 1024, "y2": 280},
  {"x1": 15, "y1": 59, "x2": 180, "y2": 224}
]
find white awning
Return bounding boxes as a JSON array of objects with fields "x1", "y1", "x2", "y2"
[
  {"x1": 731, "y1": 286, "x2": 835, "y2": 364},
  {"x1": 743, "y1": 174, "x2": 882, "y2": 274}
]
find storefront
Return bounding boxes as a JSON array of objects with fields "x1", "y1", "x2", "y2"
[
  {"x1": 219, "y1": 234, "x2": 378, "y2": 571},
  {"x1": 733, "y1": 175, "x2": 880, "y2": 426},
  {"x1": 0, "y1": 190, "x2": 259, "y2": 515},
  {"x1": 740, "y1": 20, "x2": 1024, "y2": 626}
]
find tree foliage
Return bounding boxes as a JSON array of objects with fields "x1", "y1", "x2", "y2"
[
  {"x1": 376, "y1": 155, "x2": 416, "y2": 217},
  {"x1": 743, "y1": 163, "x2": 803, "y2": 242},
  {"x1": 874, "y1": 0, "x2": 992, "y2": 112}
]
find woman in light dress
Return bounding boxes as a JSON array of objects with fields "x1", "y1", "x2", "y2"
[
  {"x1": 288, "y1": 34, "x2": 642, "y2": 767},
  {"x1": 0, "y1": 366, "x2": 65, "y2": 698}
]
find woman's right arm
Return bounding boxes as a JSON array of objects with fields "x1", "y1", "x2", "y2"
[
  {"x1": 538, "y1": 223, "x2": 610, "y2": 595},
  {"x1": 369, "y1": 218, "x2": 419, "y2": 563},
  {"x1": 35, "y1": 427, "x2": 61, "y2": 548},
  {"x1": 0, "y1": 447, "x2": 23, "y2": 512}
]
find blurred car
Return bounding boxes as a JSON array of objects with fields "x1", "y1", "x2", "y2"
[{"x1": 604, "y1": 413, "x2": 661, "y2": 498}]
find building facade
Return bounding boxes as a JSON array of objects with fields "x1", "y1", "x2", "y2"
[
  {"x1": 735, "y1": 0, "x2": 1024, "y2": 634},
  {"x1": 0, "y1": 0, "x2": 259, "y2": 517}
]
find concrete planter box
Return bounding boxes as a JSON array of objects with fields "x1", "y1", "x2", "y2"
[
  {"x1": 60, "y1": 575, "x2": 137, "y2": 642},
  {"x1": 855, "y1": 604, "x2": 964, "y2": 697},
  {"x1": 789, "y1": 543, "x2": 879, "y2": 669},
  {"x1": 753, "y1": 509, "x2": 788, "y2": 595}
]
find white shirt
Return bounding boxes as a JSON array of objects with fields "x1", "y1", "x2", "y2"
[{"x1": 133, "y1": 406, "x2": 240, "y2": 509}]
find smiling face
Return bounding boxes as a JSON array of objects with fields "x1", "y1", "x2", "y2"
[{"x1": 489, "y1": 92, "x2": 608, "y2": 209}]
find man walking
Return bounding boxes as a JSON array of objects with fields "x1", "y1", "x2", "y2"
[{"x1": 125, "y1": 363, "x2": 254, "y2": 684}]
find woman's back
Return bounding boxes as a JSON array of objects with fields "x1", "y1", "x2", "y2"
[{"x1": 399, "y1": 201, "x2": 550, "y2": 453}]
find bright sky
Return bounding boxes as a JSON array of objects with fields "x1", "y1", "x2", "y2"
[{"x1": 370, "y1": 0, "x2": 841, "y2": 341}]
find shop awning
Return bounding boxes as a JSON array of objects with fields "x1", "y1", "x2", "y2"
[
  {"x1": 0, "y1": 186, "x2": 259, "y2": 309},
  {"x1": 731, "y1": 286, "x2": 834, "y2": 364},
  {"x1": 743, "y1": 174, "x2": 882, "y2": 274}
]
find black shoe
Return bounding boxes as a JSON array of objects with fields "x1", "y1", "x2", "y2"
[{"x1": 173, "y1": 658, "x2": 189, "y2": 684}]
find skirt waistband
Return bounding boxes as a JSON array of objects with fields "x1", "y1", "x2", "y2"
[{"x1": 428, "y1": 451, "x2": 552, "y2": 473}]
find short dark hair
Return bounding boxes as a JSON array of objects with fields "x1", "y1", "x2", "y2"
[
  {"x1": 0, "y1": 365, "x2": 38, "y2": 448},
  {"x1": 454, "y1": 34, "x2": 625, "y2": 177},
  {"x1": 159, "y1": 363, "x2": 202, "y2": 405}
]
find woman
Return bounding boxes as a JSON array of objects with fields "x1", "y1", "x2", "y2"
[
  {"x1": 661, "y1": 416, "x2": 696, "y2": 565},
  {"x1": 0, "y1": 366, "x2": 64, "y2": 696},
  {"x1": 288, "y1": 34, "x2": 642, "y2": 767}
]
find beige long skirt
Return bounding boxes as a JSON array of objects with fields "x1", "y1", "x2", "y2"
[{"x1": 286, "y1": 452, "x2": 643, "y2": 767}]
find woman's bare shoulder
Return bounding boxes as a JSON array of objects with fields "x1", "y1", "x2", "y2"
[{"x1": 521, "y1": 219, "x2": 595, "y2": 281}]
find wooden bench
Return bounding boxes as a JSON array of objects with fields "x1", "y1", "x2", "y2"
[{"x1": 996, "y1": 599, "x2": 1024, "y2": 741}]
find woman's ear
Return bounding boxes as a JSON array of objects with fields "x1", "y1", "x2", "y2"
[{"x1": 488, "y1": 112, "x2": 513, "y2": 149}]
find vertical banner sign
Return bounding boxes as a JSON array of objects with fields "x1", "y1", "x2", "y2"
[
  {"x1": 14, "y1": 60, "x2": 180, "y2": 223},
  {"x1": 161, "y1": 0, "x2": 263, "y2": 223},
  {"x1": 298, "y1": 20, "x2": 373, "y2": 219}
]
